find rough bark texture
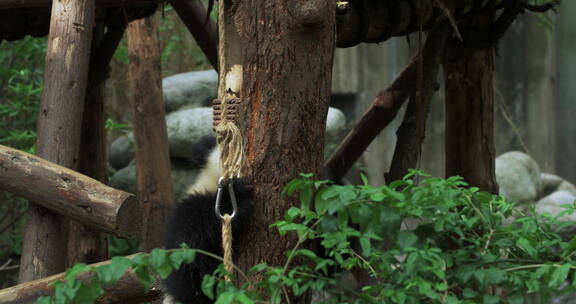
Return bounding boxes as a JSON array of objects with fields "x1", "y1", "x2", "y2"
[
  {"x1": 65, "y1": 24, "x2": 110, "y2": 268},
  {"x1": 0, "y1": 254, "x2": 162, "y2": 304},
  {"x1": 127, "y1": 16, "x2": 174, "y2": 251},
  {"x1": 387, "y1": 26, "x2": 450, "y2": 183},
  {"x1": 170, "y1": 0, "x2": 218, "y2": 71},
  {"x1": 18, "y1": 0, "x2": 95, "y2": 283},
  {"x1": 0, "y1": 144, "x2": 140, "y2": 239},
  {"x1": 216, "y1": 0, "x2": 335, "y2": 302},
  {"x1": 443, "y1": 14, "x2": 498, "y2": 193}
]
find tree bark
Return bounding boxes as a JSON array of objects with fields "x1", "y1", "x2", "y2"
[
  {"x1": 65, "y1": 23, "x2": 110, "y2": 268},
  {"x1": 443, "y1": 13, "x2": 498, "y2": 193},
  {"x1": 18, "y1": 0, "x2": 95, "y2": 283},
  {"x1": 217, "y1": 0, "x2": 335, "y2": 302},
  {"x1": 127, "y1": 16, "x2": 174, "y2": 251},
  {"x1": 0, "y1": 144, "x2": 140, "y2": 239}
]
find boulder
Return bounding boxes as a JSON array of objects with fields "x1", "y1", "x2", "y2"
[
  {"x1": 558, "y1": 180, "x2": 576, "y2": 196},
  {"x1": 162, "y1": 70, "x2": 218, "y2": 112},
  {"x1": 109, "y1": 161, "x2": 200, "y2": 200},
  {"x1": 109, "y1": 134, "x2": 134, "y2": 170},
  {"x1": 495, "y1": 151, "x2": 542, "y2": 204},
  {"x1": 541, "y1": 173, "x2": 564, "y2": 196},
  {"x1": 535, "y1": 190, "x2": 576, "y2": 223}
]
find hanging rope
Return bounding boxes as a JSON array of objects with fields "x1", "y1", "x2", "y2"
[{"x1": 221, "y1": 214, "x2": 234, "y2": 281}]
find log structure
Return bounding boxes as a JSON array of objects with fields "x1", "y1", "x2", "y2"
[
  {"x1": 0, "y1": 254, "x2": 161, "y2": 304},
  {"x1": 0, "y1": 144, "x2": 140, "y2": 239},
  {"x1": 324, "y1": 27, "x2": 449, "y2": 181}
]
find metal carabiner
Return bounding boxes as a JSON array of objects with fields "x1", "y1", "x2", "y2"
[{"x1": 215, "y1": 177, "x2": 238, "y2": 220}]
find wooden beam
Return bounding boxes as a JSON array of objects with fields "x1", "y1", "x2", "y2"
[
  {"x1": 0, "y1": 254, "x2": 162, "y2": 304},
  {"x1": 0, "y1": 144, "x2": 140, "y2": 239},
  {"x1": 170, "y1": 0, "x2": 218, "y2": 71},
  {"x1": 323, "y1": 26, "x2": 449, "y2": 181}
]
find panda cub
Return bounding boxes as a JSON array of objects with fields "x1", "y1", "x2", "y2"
[{"x1": 163, "y1": 137, "x2": 252, "y2": 304}]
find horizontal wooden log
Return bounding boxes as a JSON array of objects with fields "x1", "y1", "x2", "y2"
[
  {"x1": 0, "y1": 0, "x2": 159, "y2": 9},
  {"x1": 0, "y1": 254, "x2": 162, "y2": 304},
  {"x1": 0, "y1": 144, "x2": 140, "y2": 239}
]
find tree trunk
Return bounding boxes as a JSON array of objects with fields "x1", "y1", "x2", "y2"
[
  {"x1": 18, "y1": 0, "x2": 95, "y2": 282},
  {"x1": 65, "y1": 23, "x2": 109, "y2": 268},
  {"x1": 217, "y1": 0, "x2": 335, "y2": 302},
  {"x1": 127, "y1": 15, "x2": 174, "y2": 251},
  {"x1": 443, "y1": 13, "x2": 498, "y2": 193}
]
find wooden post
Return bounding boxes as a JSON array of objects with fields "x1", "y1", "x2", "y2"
[
  {"x1": 218, "y1": 1, "x2": 335, "y2": 301},
  {"x1": 443, "y1": 13, "x2": 498, "y2": 193},
  {"x1": 65, "y1": 21, "x2": 125, "y2": 267},
  {"x1": 18, "y1": 0, "x2": 95, "y2": 283},
  {"x1": 127, "y1": 15, "x2": 174, "y2": 251}
]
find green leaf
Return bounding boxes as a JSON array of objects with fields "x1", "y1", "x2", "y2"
[
  {"x1": 549, "y1": 264, "x2": 571, "y2": 289},
  {"x1": 482, "y1": 294, "x2": 499, "y2": 304},
  {"x1": 215, "y1": 291, "x2": 235, "y2": 304},
  {"x1": 516, "y1": 238, "x2": 537, "y2": 257},
  {"x1": 170, "y1": 248, "x2": 196, "y2": 270},
  {"x1": 201, "y1": 274, "x2": 216, "y2": 299}
]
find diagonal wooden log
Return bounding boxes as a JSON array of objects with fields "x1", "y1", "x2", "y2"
[
  {"x1": 0, "y1": 254, "x2": 162, "y2": 304},
  {"x1": 323, "y1": 27, "x2": 450, "y2": 181},
  {"x1": 0, "y1": 144, "x2": 140, "y2": 239},
  {"x1": 170, "y1": 0, "x2": 219, "y2": 71}
]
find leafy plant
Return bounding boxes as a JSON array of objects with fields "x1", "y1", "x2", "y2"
[{"x1": 38, "y1": 172, "x2": 576, "y2": 304}]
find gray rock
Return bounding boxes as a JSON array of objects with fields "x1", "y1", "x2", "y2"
[
  {"x1": 496, "y1": 151, "x2": 542, "y2": 204},
  {"x1": 109, "y1": 134, "x2": 134, "y2": 170},
  {"x1": 166, "y1": 107, "x2": 214, "y2": 159},
  {"x1": 162, "y1": 70, "x2": 218, "y2": 112},
  {"x1": 536, "y1": 190, "x2": 576, "y2": 223},
  {"x1": 109, "y1": 161, "x2": 200, "y2": 199},
  {"x1": 541, "y1": 173, "x2": 564, "y2": 196},
  {"x1": 558, "y1": 180, "x2": 576, "y2": 196},
  {"x1": 325, "y1": 107, "x2": 346, "y2": 144}
]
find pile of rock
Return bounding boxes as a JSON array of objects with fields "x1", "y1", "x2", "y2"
[
  {"x1": 496, "y1": 151, "x2": 576, "y2": 230},
  {"x1": 109, "y1": 70, "x2": 347, "y2": 198}
]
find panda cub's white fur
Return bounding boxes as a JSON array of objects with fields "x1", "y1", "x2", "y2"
[{"x1": 185, "y1": 146, "x2": 223, "y2": 195}]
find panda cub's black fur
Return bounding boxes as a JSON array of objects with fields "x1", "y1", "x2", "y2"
[{"x1": 163, "y1": 137, "x2": 252, "y2": 304}]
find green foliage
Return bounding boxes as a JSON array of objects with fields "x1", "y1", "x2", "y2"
[
  {"x1": 39, "y1": 172, "x2": 576, "y2": 303},
  {"x1": 0, "y1": 37, "x2": 46, "y2": 287},
  {"x1": 0, "y1": 37, "x2": 46, "y2": 152}
]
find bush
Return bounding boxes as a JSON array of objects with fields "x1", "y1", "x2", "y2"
[{"x1": 39, "y1": 172, "x2": 576, "y2": 304}]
